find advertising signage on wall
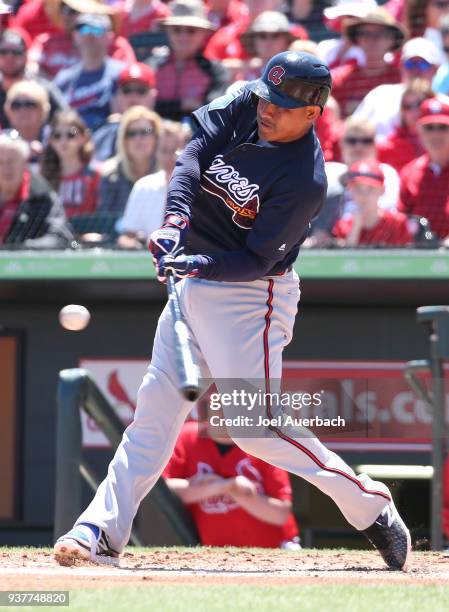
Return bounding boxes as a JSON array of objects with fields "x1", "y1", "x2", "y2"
[{"x1": 80, "y1": 359, "x2": 448, "y2": 451}]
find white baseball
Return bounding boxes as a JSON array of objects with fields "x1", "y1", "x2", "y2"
[{"x1": 59, "y1": 304, "x2": 91, "y2": 331}]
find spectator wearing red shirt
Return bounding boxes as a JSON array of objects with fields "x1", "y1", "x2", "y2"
[
  {"x1": 29, "y1": 0, "x2": 136, "y2": 79},
  {"x1": 10, "y1": 0, "x2": 62, "y2": 41},
  {"x1": 163, "y1": 420, "x2": 300, "y2": 548},
  {"x1": 377, "y1": 79, "x2": 433, "y2": 171},
  {"x1": 331, "y1": 7, "x2": 406, "y2": 117},
  {"x1": 40, "y1": 110, "x2": 100, "y2": 219},
  {"x1": 0, "y1": 131, "x2": 72, "y2": 248},
  {"x1": 398, "y1": 97, "x2": 449, "y2": 241},
  {"x1": 117, "y1": 0, "x2": 170, "y2": 38},
  {"x1": 204, "y1": 0, "x2": 283, "y2": 62},
  {"x1": 333, "y1": 159, "x2": 412, "y2": 247},
  {"x1": 147, "y1": 0, "x2": 229, "y2": 122},
  {"x1": 206, "y1": 0, "x2": 247, "y2": 31}
]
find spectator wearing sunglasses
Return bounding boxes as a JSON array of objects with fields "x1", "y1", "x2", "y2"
[
  {"x1": 433, "y1": 15, "x2": 449, "y2": 94},
  {"x1": 93, "y1": 62, "x2": 157, "y2": 162},
  {"x1": 55, "y1": 13, "x2": 126, "y2": 132},
  {"x1": 306, "y1": 117, "x2": 399, "y2": 247},
  {"x1": 353, "y1": 37, "x2": 444, "y2": 141},
  {"x1": 235, "y1": 11, "x2": 307, "y2": 82},
  {"x1": 29, "y1": 0, "x2": 136, "y2": 80},
  {"x1": 40, "y1": 110, "x2": 100, "y2": 219},
  {"x1": 4, "y1": 80, "x2": 51, "y2": 165},
  {"x1": 398, "y1": 97, "x2": 449, "y2": 242},
  {"x1": 0, "y1": 131, "x2": 72, "y2": 249},
  {"x1": 0, "y1": 28, "x2": 67, "y2": 131},
  {"x1": 147, "y1": 0, "x2": 229, "y2": 122},
  {"x1": 331, "y1": 7, "x2": 406, "y2": 118},
  {"x1": 377, "y1": 80, "x2": 434, "y2": 171},
  {"x1": 98, "y1": 106, "x2": 161, "y2": 218},
  {"x1": 117, "y1": 119, "x2": 191, "y2": 249}
]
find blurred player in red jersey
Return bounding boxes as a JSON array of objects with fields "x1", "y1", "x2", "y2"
[
  {"x1": 333, "y1": 159, "x2": 412, "y2": 246},
  {"x1": 163, "y1": 409, "x2": 300, "y2": 549}
]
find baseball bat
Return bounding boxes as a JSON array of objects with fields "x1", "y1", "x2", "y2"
[{"x1": 166, "y1": 271, "x2": 200, "y2": 401}]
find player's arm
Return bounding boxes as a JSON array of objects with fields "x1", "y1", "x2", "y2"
[
  {"x1": 225, "y1": 475, "x2": 292, "y2": 527},
  {"x1": 158, "y1": 178, "x2": 325, "y2": 281},
  {"x1": 165, "y1": 474, "x2": 230, "y2": 504}
]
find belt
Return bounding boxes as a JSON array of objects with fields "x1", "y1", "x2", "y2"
[{"x1": 265, "y1": 265, "x2": 293, "y2": 279}]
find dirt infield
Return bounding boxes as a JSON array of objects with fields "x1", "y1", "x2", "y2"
[{"x1": 1, "y1": 548, "x2": 449, "y2": 589}]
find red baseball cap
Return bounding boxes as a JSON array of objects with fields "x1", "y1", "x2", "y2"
[
  {"x1": 118, "y1": 63, "x2": 155, "y2": 89},
  {"x1": 418, "y1": 97, "x2": 449, "y2": 126},
  {"x1": 344, "y1": 159, "x2": 385, "y2": 187}
]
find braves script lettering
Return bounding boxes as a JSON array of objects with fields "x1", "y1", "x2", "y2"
[{"x1": 202, "y1": 156, "x2": 261, "y2": 229}]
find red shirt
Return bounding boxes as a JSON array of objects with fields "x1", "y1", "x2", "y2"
[
  {"x1": 444, "y1": 456, "x2": 449, "y2": 539},
  {"x1": 333, "y1": 209, "x2": 413, "y2": 246},
  {"x1": 58, "y1": 165, "x2": 100, "y2": 218},
  {"x1": 156, "y1": 55, "x2": 212, "y2": 104},
  {"x1": 117, "y1": 0, "x2": 170, "y2": 38},
  {"x1": 163, "y1": 422, "x2": 299, "y2": 548},
  {"x1": 30, "y1": 32, "x2": 136, "y2": 78},
  {"x1": 331, "y1": 62, "x2": 402, "y2": 118},
  {"x1": 10, "y1": 0, "x2": 61, "y2": 40},
  {"x1": 376, "y1": 126, "x2": 424, "y2": 172},
  {"x1": 398, "y1": 154, "x2": 449, "y2": 239},
  {"x1": 207, "y1": 0, "x2": 247, "y2": 29},
  {"x1": 0, "y1": 170, "x2": 30, "y2": 244},
  {"x1": 316, "y1": 107, "x2": 343, "y2": 162},
  {"x1": 204, "y1": 17, "x2": 250, "y2": 61}
]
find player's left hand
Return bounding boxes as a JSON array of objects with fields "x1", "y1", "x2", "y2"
[{"x1": 157, "y1": 253, "x2": 201, "y2": 283}]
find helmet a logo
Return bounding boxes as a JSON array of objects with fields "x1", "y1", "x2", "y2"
[{"x1": 267, "y1": 65, "x2": 285, "y2": 86}]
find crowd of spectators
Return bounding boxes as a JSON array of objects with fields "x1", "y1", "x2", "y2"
[{"x1": 0, "y1": 0, "x2": 449, "y2": 249}]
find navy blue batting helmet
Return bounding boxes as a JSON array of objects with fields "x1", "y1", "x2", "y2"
[{"x1": 247, "y1": 51, "x2": 332, "y2": 112}]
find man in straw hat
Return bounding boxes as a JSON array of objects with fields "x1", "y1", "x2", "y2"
[
  {"x1": 331, "y1": 5, "x2": 407, "y2": 117},
  {"x1": 146, "y1": 0, "x2": 229, "y2": 122}
]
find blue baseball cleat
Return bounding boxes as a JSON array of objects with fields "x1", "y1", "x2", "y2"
[{"x1": 54, "y1": 524, "x2": 119, "y2": 566}]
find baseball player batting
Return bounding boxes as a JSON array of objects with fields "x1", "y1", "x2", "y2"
[{"x1": 54, "y1": 51, "x2": 411, "y2": 570}]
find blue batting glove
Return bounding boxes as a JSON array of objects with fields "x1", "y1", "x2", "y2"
[{"x1": 157, "y1": 254, "x2": 210, "y2": 283}]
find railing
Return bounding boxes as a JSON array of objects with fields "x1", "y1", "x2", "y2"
[
  {"x1": 54, "y1": 368, "x2": 199, "y2": 546},
  {"x1": 404, "y1": 306, "x2": 449, "y2": 550}
]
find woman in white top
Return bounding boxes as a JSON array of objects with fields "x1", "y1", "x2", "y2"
[{"x1": 117, "y1": 120, "x2": 191, "y2": 249}]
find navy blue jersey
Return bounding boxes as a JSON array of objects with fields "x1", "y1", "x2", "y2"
[{"x1": 165, "y1": 86, "x2": 327, "y2": 279}]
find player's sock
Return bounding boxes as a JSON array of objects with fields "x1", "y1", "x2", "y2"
[{"x1": 79, "y1": 522, "x2": 100, "y2": 539}]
